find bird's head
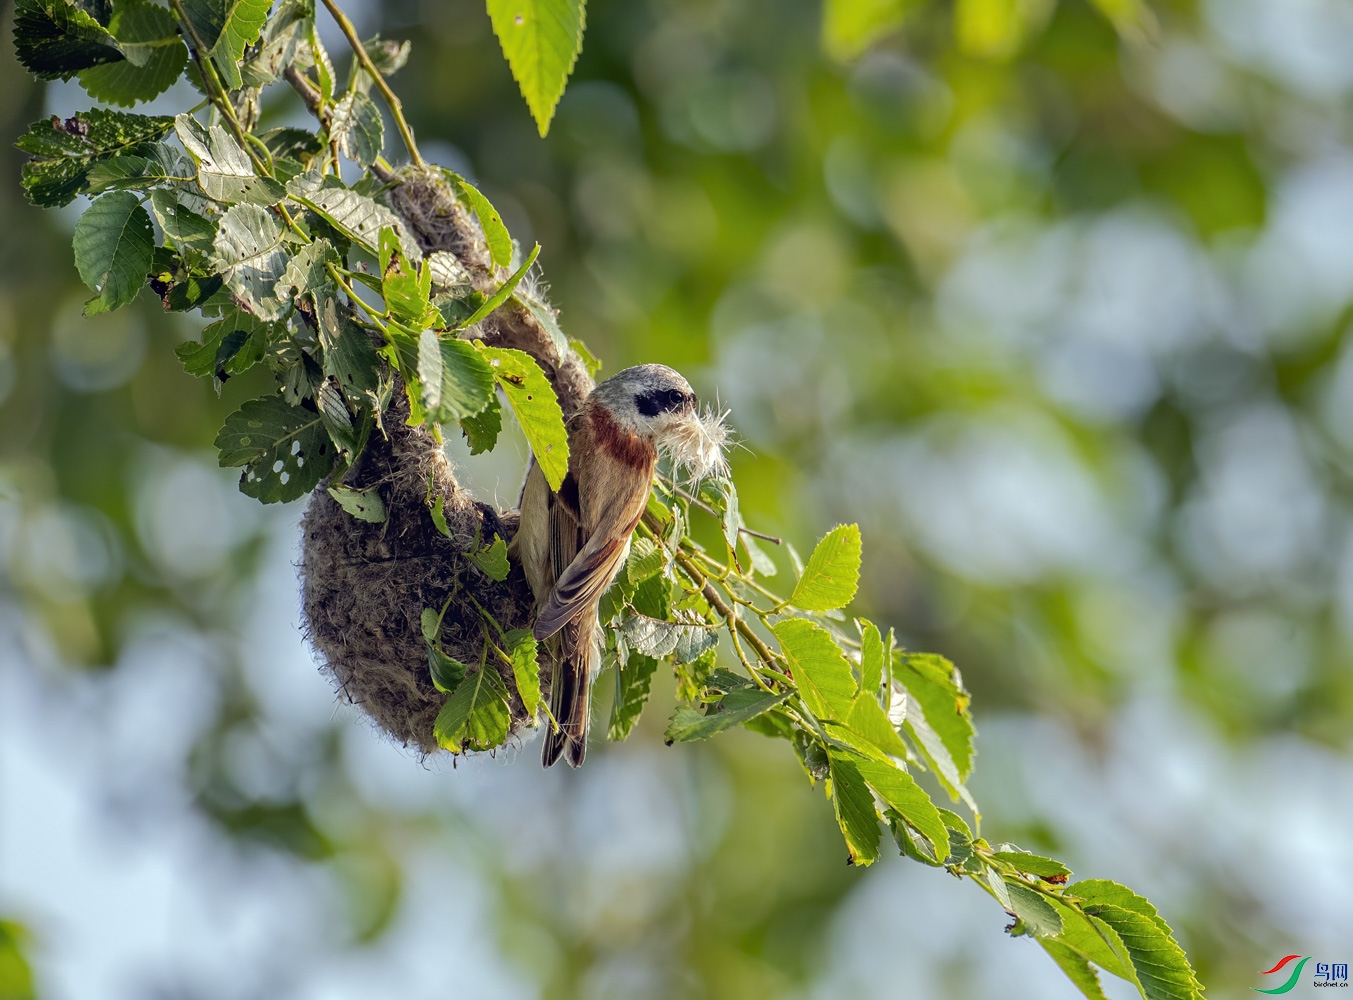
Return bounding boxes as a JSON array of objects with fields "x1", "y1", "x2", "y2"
[{"x1": 590, "y1": 364, "x2": 729, "y2": 480}]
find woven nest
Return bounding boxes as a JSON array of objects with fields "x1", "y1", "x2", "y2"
[{"x1": 299, "y1": 167, "x2": 593, "y2": 754}]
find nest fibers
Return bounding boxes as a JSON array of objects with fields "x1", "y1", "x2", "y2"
[
  {"x1": 664, "y1": 406, "x2": 730, "y2": 483},
  {"x1": 300, "y1": 167, "x2": 596, "y2": 755}
]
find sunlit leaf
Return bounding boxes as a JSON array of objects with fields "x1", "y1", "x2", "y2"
[
  {"x1": 479, "y1": 345, "x2": 568, "y2": 489},
  {"x1": 470, "y1": 536, "x2": 510, "y2": 582},
  {"x1": 212, "y1": 202, "x2": 291, "y2": 320},
  {"x1": 329, "y1": 91, "x2": 384, "y2": 168},
  {"x1": 486, "y1": 0, "x2": 586, "y2": 137},
  {"x1": 664, "y1": 687, "x2": 789, "y2": 743},
  {"x1": 327, "y1": 484, "x2": 386, "y2": 522},
  {"x1": 499, "y1": 628, "x2": 541, "y2": 714},
  {"x1": 790, "y1": 523, "x2": 861, "y2": 611},
  {"x1": 433, "y1": 665, "x2": 512, "y2": 752},
  {"x1": 176, "y1": 114, "x2": 286, "y2": 205},
  {"x1": 851, "y1": 755, "x2": 948, "y2": 862},
  {"x1": 771, "y1": 617, "x2": 856, "y2": 722},
  {"x1": 452, "y1": 177, "x2": 512, "y2": 268},
  {"x1": 827, "y1": 752, "x2": 880, "y2": 866}
]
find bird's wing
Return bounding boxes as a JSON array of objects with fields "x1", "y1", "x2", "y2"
[{"x1": 533, "y1": 528, "x2": 628, "y2": 641}]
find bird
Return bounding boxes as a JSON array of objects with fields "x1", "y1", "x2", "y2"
[{"x1": 510, "y1": 364, "x2": 727, "y2": 767}]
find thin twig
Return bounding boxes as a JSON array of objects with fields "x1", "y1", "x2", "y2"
[
  {"x1": 318, "y1": 0, "x2": 424, "y2": 167},
  {"x1": 662, "y1": 479, "x2": 783, "y2": 545}
]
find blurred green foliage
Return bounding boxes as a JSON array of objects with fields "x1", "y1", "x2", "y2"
[{"x1": 5, "y1": 0, "x2": 1353, "y2": 996}]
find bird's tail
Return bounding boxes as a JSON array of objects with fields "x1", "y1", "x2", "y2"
[{"x1": 541, "y1": 615, "x2": 596, "y2": 768}]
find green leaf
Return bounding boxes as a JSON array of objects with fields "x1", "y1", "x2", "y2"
[
  {"x1": 618, "y1": 612, "x2": 717, "y2": 662},
  {"x1": 433, "y1": 665, "x2": 512, "y2": 752},
  {"x1": 176, "y1": 114, "x2": 286, "y2": 205},
  {"x1": 498, "y1": 628, "x2": 542, "y2": 713},
  {"x1": 327, "y1": 484, "x2": 386, "y2": 522},
  {"x1": 276, "y1": 237, "x2": 339, "y2": 311},
  {"x1": 1070, "y1": 881, "x2": 1201, "y2": 999},
  {"x1": 664, "y1": 688, "x2": 790, "y2": 744},
  {"x1": 329, "y1": 91, "x2": 383, "y2": 168},
  {"x1": 790, "y1": 523, "x2": 862, "y2": 611},
  {"x1": 429, "y1": 494, "x2": 452, "y2": 537},
  {"x1": 842, "y1": 691, "x2": 911, "y2": 759},
  {"x1": 1044, "y1": 897, "x2": 1135, "y2": 983},
  {"x1": 858, "y1": 619, "x2": 885, "y2": 699},
  {"x1": 13, "y1": 0, "x2": 124, "y2": 79},
  {"x1": 486, "y1": 0, "x2": 586, "y2": 137},
  {"x1": 608, "y1": 652, "x2": 657, "y2": 741},
  {"x1": 418, "y1": 335, "x2": 497, "y2": 424},
  {"x1": 469, "y1": 536, "x2": 510, "y2": 581},
  {"x1": 896, "y1": 651, "x2": 975, "y2": 781},
  {"x1": 181, "y1": 0, "x2": 271, "y2": 89},
  {"x1": 990, "y1": 851, "x2": 1072, "y2": 881},
  {"x1": 71, "y1": 190, "x2": 153, "y2": 315},
  {"x1": 316, "y1": 295, "x2": 380, "y2": 401},
  {"x1": 851, "y1": 756, "x2": 948, "y2": 862},
  {"x1": 626, "y1": 536, "x2": 665, "y2": 585},
  {"x1": 457, "y1": 242, "x2": 541, "y2": 329},
  {"x1": 287, "y1": 172, "x2": 421, "y2": 259},
  {"x1": 460, "y1": 397, "x2": 502, "y2": 454},
  {"x1": 238, "y1": 0, "x2": 311, "y2": 86},
  {"x1": 215, "y1": 394, "x2": 338, "y2": 503},
  {"x1": 150, "y1": 189, "x2": 217, "y2": 247},
  {"x1": 699, "y1": 477, "x2": 740, "y2": 554},
  {"x1": 1004, "y1": 880, "x2": 1064, "y2": 938},
  {"x1": 78, "y1": 0, "x2": 187, "y2": 105},
  {"x1": 822, "y1": 0, "x2": 915, "y2": 61},
  {"x1": 428, "y1": 647, "x2": 468, "y2": 693},
  {"x1": 175, "y1": 309, "x2": 271, "y2": 379},
  {"x1": 17, "y1": 108, "x2": 175, "y2": 207},
  {"x1": 1041, "y1": 940, "x2": 1110, "y2": 1000},
  {"x1": 901, "y1": 696, "x2": 978, "y2": 815},
  {"x1": 212, "y1": 202, "x2": 291, "y2": 320},
  {"x1": 452, "y1": 177, "x2": 512, "y2": 268},
  {"x1": 84, "y1": 141, "x2": 194, "y2": 193},
  {"x1": 771, "y1": 617, "x2": 856, "y2": 722},
  {"x1": 479, "y1": 344, "x2": 569, "y2": 490},
  {"x1": 827, "y1": 752, "x2": 880, "y2": 866}
]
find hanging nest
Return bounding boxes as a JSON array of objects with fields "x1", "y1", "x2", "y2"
[{"x1": 299, "y1": 166, "x2": 594, "y2": 754}]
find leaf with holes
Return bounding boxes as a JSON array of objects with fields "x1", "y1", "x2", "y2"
[
  {"x1": 215, "y1": 394, "x2": 337, "y2": 503},
  {"x1": 327, "y1": 484, "x2": 386, "y2": 523},
  {"x1": 486, "y1": 0, "x2": 586, "y2": 136},
  {"x1": 17, "y1": 108, "x2": 175, "y2": 207},
  {"x1": 175, "y1": 310, "x2": 271, "y2": 380},
  {"x1": 329, "y1": 91, "x2": 384, "y2": 168},
  {"x1": 176, "y1": 115, "x2": 285, "y2": 206},
  {"x1": 212, "y1": 203, "x2": 291, "y2": 320},
  {"x1": 479, "y1": 345, "x2": 568, "y2": 489},
  {"x1": 72, "y1": 191, "x2": 153, "y2": 315}
]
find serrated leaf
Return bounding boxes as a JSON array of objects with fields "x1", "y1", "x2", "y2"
[
  {"x1": 608, "y1": 652, "x2": 657, "y2": 741},
  {"x1": 896, "y1": 651, "x2": 975, "y2": 781},
  {"x1": 212, "y1": 202, "x2": 291, "y2": 319},
  {"x1": 991, "y1": 851, "x2": 1072, "y2": 881},
  {"x1": 699, "y1": 477, "x2": 740, "y2": 554},
  {"x1": 618, "y1": 612, "x2": 717, "y2": 662},
  {"x1": 176, "y1": 115, "x2": 286, "y2": 205},
  {"x1": 327, "y1": 484, "x2": 386, "y2": 522},
  {"x1": 427, "y1": 250, "x2": 471, "y2": 293},
  {"x1": 461, "y1": 397, "x2": 502, "y2": 454},
  {"x1": 287, "y1": 173, "x2": 421, "y2": 260},
  {"x1": 72, "y1": 190, "x2": 153, "y2": 315},
  {"x1": 317, "y1": 296, "x2": 379, "y2": 400},
  {"x1": 215, "y1": 394, "x2": 337, "y2": 502},
  {"x1": 433, "y1": 665, "x2": 512, "y2": 753},
  {"x1": 901, "y1": 693, "x2": 978, "y2": 815},
  {"x1": 858, "y1": 619, "x2": 885, "y2": 700},
  {"x1": 17, "y1": 108, "x2": 175, "y2": 207},
  {"x1": 1074, "y1": 899, "x2": 1199, "y2": 1000},
  {"x1": 238, "y1": 0, "x2": 310, "y2": 86},
  {"x1": 181, "y1": 0, "x2": 271, "y2": 89},
  {"x1": 175, "y1": 310, "x2": 271, "y2": 379},
  {"x1": 790, "y1": 523, "x2": 861, "y2": 611},
  {"x1": 518, "y1": 291, "x2": 570, "y2": 357},
  {"x1": 1005, "y1": 880, "x2": 1064, "y2": 938},
  {"x1": 626, "y1": 536, "x2": 664, "y2": 585},
  {"x1": 78, "y1": 0, "x2": 186, "y2": 105},
  {"x1": 418, "y1": 334, "x2": 496, "y2": 424},
  {"x1": 13, "y1": 0, "x2": 124, "y2": 80},
  {"x1": 452, "y1": 178, "x2": 512, "y2": 268},
  {"x1": 827, "y1": 752, "x2": 880, "y2": 866},
  {"x1": 842, "y1": 690, "x2": 910, "y2": 759},
  {"x1": 1041, "y1": 940, "x2": 1110, "y2": 1000},
  {"x1": 275, "y1": 237, "x2": 339, "y2": 310},
  {"x1": 771, "y1": 617, "x2": 856, "y2": 722},
  {"x1": 850, "y1": 755, "x2": 947, "y2": 861},
  {"x1": 499, "y1": 628, "x2": 541, "y2": 714},
  {"x1": 150, "y1": 189, "x2": 217, "y2": 248},
  {"x1": 329, "y1": 90, "x2": 383, "y2": 168},
  {"x1": 470, "y1": 536, "x2": 510, "y2": 582},
  {"x1": 381, "y1": 227, "x2": 435, "y2": 326},
  {"x1": 84, "y1": 141, "x2": 194, "y2": 193},
  {"x1": 1046, "y1": 897, "x2": 1135, "y2": 983},
  {"x1": 480, "y1": 344, "x2": 568, "y2": 489},
  {"x1": 486, "y1": 0, "x2": 585, "y2": 137},
  {"x1": 428, "y1": 648, "x2": 467, "y2": 693},
  {"x1": 663, "y1": 687, "x2": 789, "y2": 744},
  {"x1": 741, "y1": 533, "x2": 777, "y2": 577},
  {"x1": 258, "y1": 126, "x2": 322, "y2": 161}
]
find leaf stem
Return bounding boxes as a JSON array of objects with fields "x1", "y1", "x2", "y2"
[{"x1": 317, "y1": 0, "x2": 424, "y2": 167}]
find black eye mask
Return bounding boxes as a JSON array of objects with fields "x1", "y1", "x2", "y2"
[{"x1": 635, "y1": 388, "x2": 691, "y2": 417}]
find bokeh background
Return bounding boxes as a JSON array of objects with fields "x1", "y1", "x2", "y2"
[{"x1": 4, "y1": 0, "x2": 1353, "y2": 996}]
